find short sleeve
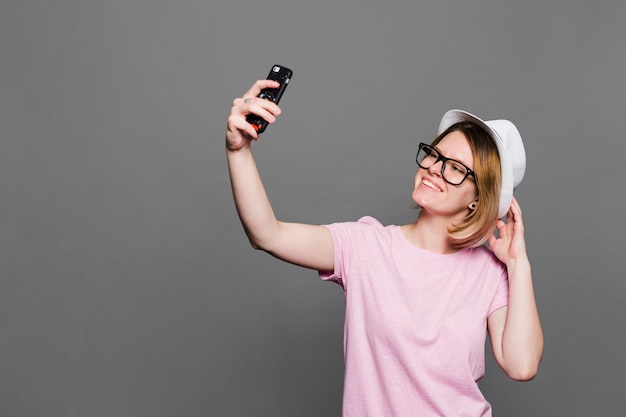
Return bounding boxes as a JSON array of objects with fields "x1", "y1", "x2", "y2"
[
  {"x1": 318, "y1": 223, "x2": 344, "y2": 287},
  {"x1": 317, "y1": 216, "x2": 384, "y2": 289},
  {"x1": 488, "y1": 268, "x2": 509, "y2": 315}
]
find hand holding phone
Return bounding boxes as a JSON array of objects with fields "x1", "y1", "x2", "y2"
[{"x1": 246, "y1": 65, "x2": 293, "y2": 134}]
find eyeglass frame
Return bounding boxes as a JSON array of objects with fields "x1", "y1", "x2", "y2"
[{"x1": 416, "y1": 142, "x2": 476, "y2": 185}]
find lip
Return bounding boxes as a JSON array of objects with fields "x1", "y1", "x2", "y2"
[{"x1": 421, "y1": 176, "x2": 444, "y2": 192}]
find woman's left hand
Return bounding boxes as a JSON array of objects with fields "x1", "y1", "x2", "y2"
[{"x1": 487, "y1": 196, "x2": 527, "y2": 265}]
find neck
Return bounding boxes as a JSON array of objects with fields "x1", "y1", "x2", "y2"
[{"x1": 402, "y1": 212, "x2": 457, "y2": 254}]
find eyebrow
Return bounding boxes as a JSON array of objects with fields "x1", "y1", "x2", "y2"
[{"x1": 433, "y1": 145, "x2": 472, "y2": 167}]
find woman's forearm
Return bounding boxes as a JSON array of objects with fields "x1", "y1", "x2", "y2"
[
  {"x1": 226, "y1": 146, "x2": 281, "y2": 250},
  {"x1": 500, "y1": 257, "x2": 544, "y2": 380}
]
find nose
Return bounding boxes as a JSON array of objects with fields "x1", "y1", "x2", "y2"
[{"x1": 428, "y1": 159, "x2": 444, "y2": 177}]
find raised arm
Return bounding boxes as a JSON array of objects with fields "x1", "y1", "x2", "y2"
[
  {"x1": 487, "y1": 197, "x2": 544, "y2": 381},
  {"x1": 225, "y1": 80, "x2": 334, "y2": 271}
]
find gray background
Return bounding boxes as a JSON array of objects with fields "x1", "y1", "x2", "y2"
[{"x1": 1, "y1": 0, "x2": 625, "y2": 416}]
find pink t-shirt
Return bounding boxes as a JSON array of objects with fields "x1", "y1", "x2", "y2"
[{"x1": 320, "y1": 216, "x2": 508, "y2": 417}]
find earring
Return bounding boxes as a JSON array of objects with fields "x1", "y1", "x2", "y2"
[{"x1": 469, "y1": 202, "x2": 477, "y2": 210}]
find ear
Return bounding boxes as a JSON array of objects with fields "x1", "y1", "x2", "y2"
[{"x1": 469, "y1": 200, "x2": 478, "y2": 210}]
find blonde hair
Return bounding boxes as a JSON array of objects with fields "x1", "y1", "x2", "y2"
[{"x1": 430, "y1": 122, "x2": 502, "y2": 249}]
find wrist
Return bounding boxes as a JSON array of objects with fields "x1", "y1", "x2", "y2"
[
  {"x1": 506, "y1": 255, "x2": 531, "y2": 276},
  {"x1": 225, "y1": 144, "x2": 255, "y2": 169},
  {"x1": 225, "y1": 140, "x2": 251, "y2": 154}
]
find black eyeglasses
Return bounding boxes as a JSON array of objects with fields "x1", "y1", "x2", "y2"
[{"x1": 416, "y1": 143, "x2": 476, "y2": 185}]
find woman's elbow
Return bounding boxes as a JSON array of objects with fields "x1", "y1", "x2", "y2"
[
  {"x1": 503, "y1": 358, "x2": 542, "y2": 381},
  {"x1": 507, "y1": 367, "x2": 538, "y2": 382},
  {"x1": 244, "y1": 230, "x2": 269, "y2": 251}
]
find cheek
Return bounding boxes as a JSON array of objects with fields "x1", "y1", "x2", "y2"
[
  {"x1": 413, "y1": 168, "x2": 429, "y2": 184},
  {"x1": 461, "y1": 186, "x2": 479, "y2": 204},
  {"x1": 411, "y1": 174, "x2": 425, "y2": 202}
]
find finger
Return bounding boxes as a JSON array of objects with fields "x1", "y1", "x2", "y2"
[
  {"x1": 514, "y1": 201, "x2": 523, "y2": 222},
  {"x1": 236, "y1": 96, "x2": 281, "y2": 118},
  {"x1": 247, "y1": 104, "x2": 282, "y2": 130},
  {"x1": 227, "y1": 112, "x2": 260, "y2": 141},
  {"x1": 243, "y1": 79, "x2": 281, "y2": 98},
  {"x1": 507, "y1": 199, "x2": 525, "y2": 231},
  {"x1": 509, "y1": 197, "x2": 521, "y2": 214},
  {"x1": 251, "y1": 99, "x2": 281, "y2": 118},
  {"x1": 496, "y1": 218, "x2": 511, "y2": 240},
  {"x1": 232, "y1": 120, "x2": 260, "y2": 142},
  {"x1": 507, "y1": 207, "x2": 514, "y2": 224},
  {"x1": 232, "y1": 97, "x2": 251, "y2": 113}
]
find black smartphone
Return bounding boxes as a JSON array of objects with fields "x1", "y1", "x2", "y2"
[{"x1": 246, "y1": 65, "x2": 293, "y2": 134}]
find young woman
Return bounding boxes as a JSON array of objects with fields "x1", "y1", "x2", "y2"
[{"x1": 225, "y1": 79, "x2": 543, "y2": 417}]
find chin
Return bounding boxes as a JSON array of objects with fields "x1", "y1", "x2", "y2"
[{"x1": 411, "y1": 188, "x2": 434, "y2": 208}]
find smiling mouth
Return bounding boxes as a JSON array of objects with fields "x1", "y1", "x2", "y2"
[{"x1": 422, "y1": 179, "x2": 443, "y2": 192}]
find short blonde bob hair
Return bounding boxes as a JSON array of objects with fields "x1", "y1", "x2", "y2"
[{"x1": 430, "y1": 121, "x2": 502, "y2": 249}]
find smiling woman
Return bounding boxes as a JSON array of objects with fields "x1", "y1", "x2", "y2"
[
  {"x1": 414, "y1": 117, "x2": 505, "y2": 249},
  {"x1": 225, "y1": 81, "x2": 544, "y2": 416},
  {"x1": 411, "y1": 130, "x2": 482, "y2": 245}
]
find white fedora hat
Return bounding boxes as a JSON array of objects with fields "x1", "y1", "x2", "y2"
[{"x1": 438, "y1": 109, "x2": 526, "y2": 219}]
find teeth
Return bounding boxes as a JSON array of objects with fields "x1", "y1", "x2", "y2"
[{"x1": 423, "y1": 179, "x2": 442, "y2": 191}]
